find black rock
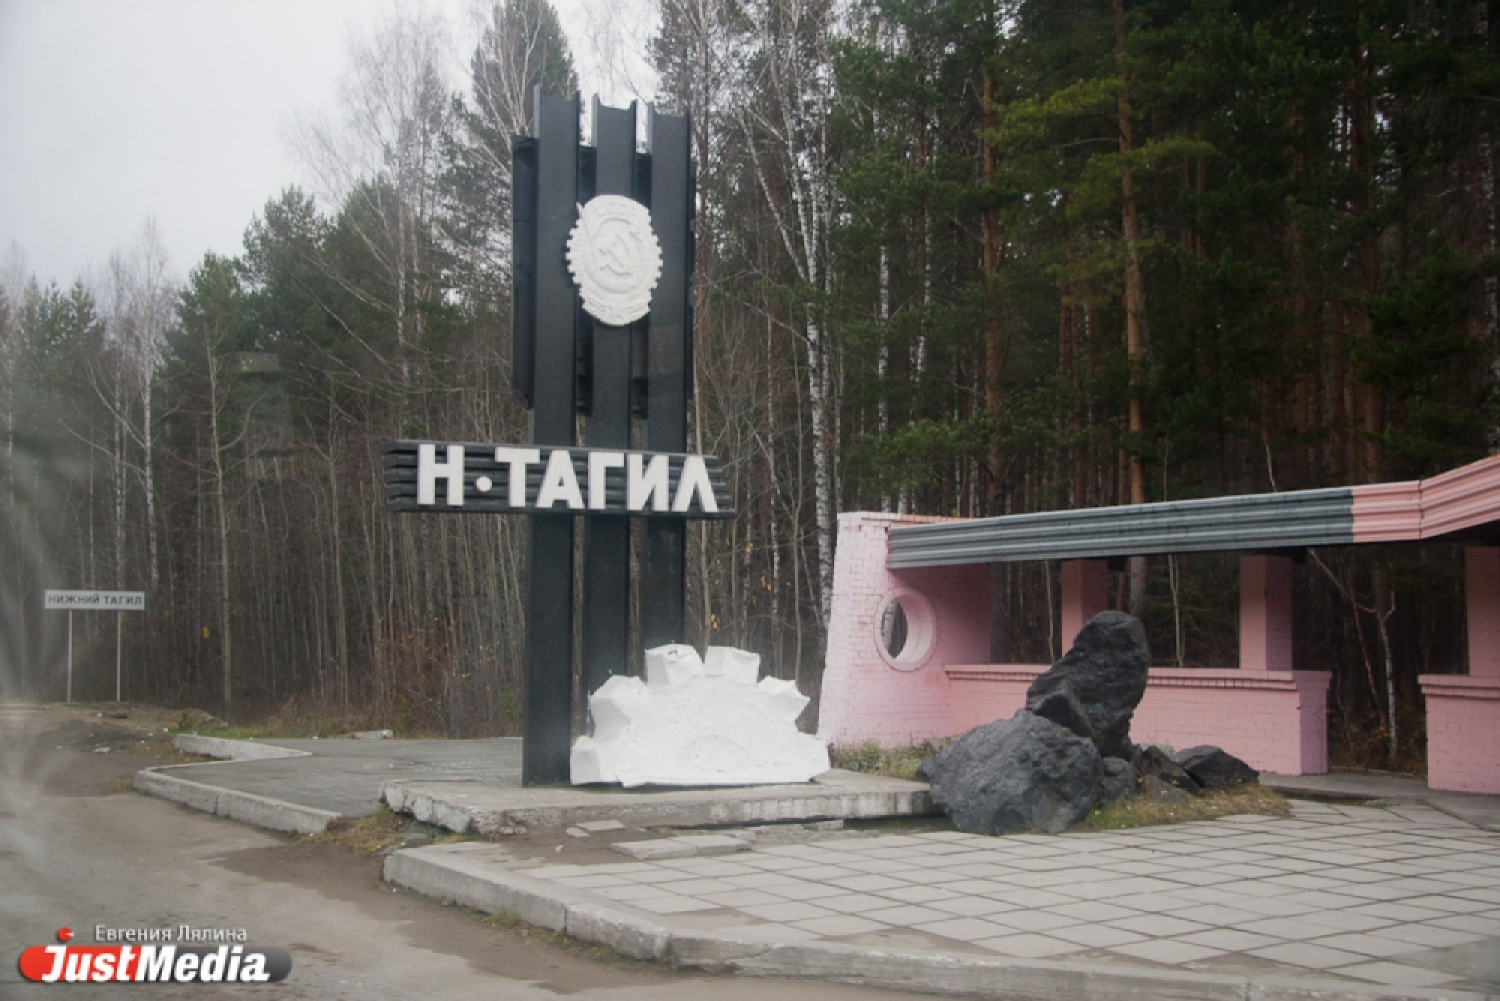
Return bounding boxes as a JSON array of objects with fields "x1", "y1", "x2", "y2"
[
  {"x1": 1138, "y1": 775, "x2": 1193, "y2": 805},
  {"x1": 1136, "y1": 745, "x2": 1201, "y2": 793},
  {"x1": 1176, "y1": 745, "x2": 1258, "y2": 790},
  {"x1": 1025, "y1": 611, "x2": 1150, "y2": 759},
  {"x1": 1099, "y1": 757, "x2": 1137, "y2": 803},
  {"x1": 925, "y1": 710, "x2": 1103, "y2": 835},
  {"x1": 1029, "y1": 687, "x2": 1095, "y2": 743}
]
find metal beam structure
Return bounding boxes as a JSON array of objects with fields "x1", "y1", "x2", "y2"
[
  {"x1": 640, "y1": 106, "x2": 693, "y2": 653},
  {"x1": 395, "y1": 93, "x2": 707, "y2": 786},
  {"x1": 888, "y1": 488, "x2": 1357, "y2": 568},
  {"x1": 890, "y1": 452, "x2": 1500, "y2": 570},
  {"x1": 519, "y1": 91, "x2": 581, "y2": 786},
  {"x1": 584, "y1": 98, "x2": 642, "y2": 711}
]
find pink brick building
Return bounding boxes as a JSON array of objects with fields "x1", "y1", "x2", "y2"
[{"x1": 819, "y1": 456, "x2": 1500, "y2": 791}]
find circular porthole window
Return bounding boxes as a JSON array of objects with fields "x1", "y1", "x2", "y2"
[
  {"x1": 880, "y1": 601, "x2": 909, "y2": 658},
  {"x1": 874, "y1": 587, "x2": 936, "y2": 671}
]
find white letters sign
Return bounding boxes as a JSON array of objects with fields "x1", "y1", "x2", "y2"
[
  {"x1": 387, "y1": 442, "x2": 732, "y2": 519},
  {"x1": 45, "y1": 591, "x2": 145, "y2": 611}
]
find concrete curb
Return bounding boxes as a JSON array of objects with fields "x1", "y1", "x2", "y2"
[
  {"x1": 382, "y1": 770, "x2": 934, "y2": 835},
  {"x1": 384, "y1": 842, "x2": 1498, "y2": 1001},
  {"x1": 1264, "y1": 773, "x2": 1500, "y2": 832},
  {"x1": 172, "y1": 734, "x2": 308, "y2": 761},
  {"x1": 133, "y1": 736, "x2": 338, "y2": 835}
]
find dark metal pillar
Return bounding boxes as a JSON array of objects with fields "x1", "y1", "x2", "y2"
[
  {"x1": 581, "y1": 98, "x2": 637, "y2": 708},
  {"x1": 640, "y1": 107, "x2": 691, "y2": 651},
  {"x1": 510, "y1": 95, "x2": 695, "y2": 784},
  {"x1": 521, "y1": 91, "x2": 580, "y2": 785}
]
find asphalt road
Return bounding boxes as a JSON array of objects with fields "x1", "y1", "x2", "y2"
[{"x1": 0, "y1": 704, "x2": 918, "y2": 1001}]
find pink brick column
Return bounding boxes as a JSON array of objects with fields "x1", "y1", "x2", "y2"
[
  {"x1": 1060, "y1": 560, "x2": 1109, "y2": 652},
  {"x1": 818, "y1": 513, "x2": 990, "y2": 748},
  {"x1": 1420, "y1": 546, "x2": 1500, "y2": 793},
  {"x1": 1240, "y1": 555, "x2": 1293, "y2": 671},
  {"x1": 1466, "y1": 547, "x2": 1500, "y2": 678}
]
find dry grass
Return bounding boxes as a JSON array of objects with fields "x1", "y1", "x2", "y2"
[
  {"x1": 311, "y1": 808, "x2": 411, "y2": 855},
  {"x1": 169, "y1": 699, "x2": 411, "y2": 741},
  {"x1": 307, "y1": 806, "x2": 474, "y2": 855},
  {"x1": 831, "y1": 739, "x2": 949, "y2": 781},
  {"x1": 1081, "y1": 784, "x2": 1291, "y2": 831}
]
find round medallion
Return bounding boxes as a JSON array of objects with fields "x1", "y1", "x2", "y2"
[{"x1": 566, "y1": 195, "x2": 663, "y2": 327}]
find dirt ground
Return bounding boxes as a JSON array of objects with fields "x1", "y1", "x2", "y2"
[{"x1": 0, "y1": 701, "x2": 923, "y2": 1000}]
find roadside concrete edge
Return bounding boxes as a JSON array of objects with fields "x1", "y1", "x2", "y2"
[
  {"x1": 382, "y1": 782, "x2": 477, "y2": 834},
  {"x1": 380, "y1": 772, "x2": 935, "y2": 836},
  {"x1": 173, "y1": 734, "x2": 310, "y2": 761},
  {"x1": 135, "y1": 744, "x2": 338, "y2": 835}
]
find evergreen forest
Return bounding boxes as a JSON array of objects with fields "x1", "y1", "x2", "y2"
[{"x1": 2, "y1": 0, "x2": 1497, "y2": 771}]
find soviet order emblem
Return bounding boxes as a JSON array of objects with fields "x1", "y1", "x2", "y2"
[{"x1": 567, "y1": 195, "x2": 663, "y2": 327}]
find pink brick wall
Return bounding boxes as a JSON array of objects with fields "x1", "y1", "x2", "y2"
[
  {"x1": 1420, "y1": 676, "x2": 1500, "y2": 793},
  {"x1": 944, "y1": 666, "x2": 1042, "y2": 732},
  {"x1": 943, "y1": 665, "x2": 1330, "y2": 775},
  {"x1": 818, "y1": 513, "x2": 990, "y2": 748},
  {"x1": 1132, "y1": 669, "x2": 1330, "y2": 775}
]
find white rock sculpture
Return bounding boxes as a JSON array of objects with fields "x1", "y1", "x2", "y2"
[{"x1": 570, "y1": 644, "x2": 831, "y2": 787}]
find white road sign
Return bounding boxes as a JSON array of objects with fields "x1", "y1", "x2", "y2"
[{"x1": 45, "y1": 590, "x2": 145, "y2": 611}]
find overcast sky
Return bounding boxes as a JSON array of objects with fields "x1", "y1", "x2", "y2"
[{"x1": 0, "y1": 0, "x2": 657, "y2": 289}]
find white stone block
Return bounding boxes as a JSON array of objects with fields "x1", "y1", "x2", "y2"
[
  {"x1": 569, "y1": 736, "x2": 606, "y2": 785},
  {"x1": 758, "y1": 677, "x2": 810, "y2": 721},
  {"x1": 570, "y1": 644, "x2": 830, "y2": 788},
  {"x1": 645, "y1": 643, "x2": 701, "y2": 689},
  {"x1": 588, "y1": 675, "x2": 640, "y2": 741},
  {"x1": 704, "y1": 646, "x2": 761, "y2": 685}
]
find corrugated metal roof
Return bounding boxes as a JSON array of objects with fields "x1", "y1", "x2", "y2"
[{"x1": 888, "y1": 488, "x2": 1356, "y2": 567}]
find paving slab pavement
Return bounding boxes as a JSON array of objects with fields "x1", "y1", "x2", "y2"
[
  {"x1": 136, "y1": 737, "x2": 1500, "y2": 997},
  {"x1": 387, "y1": 800, "x2": 1500, "y2": 998}
]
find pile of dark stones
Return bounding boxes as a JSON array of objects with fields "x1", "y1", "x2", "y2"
[{"x1": 919, "y1": 611, "x2": 1260, "y2": 835}]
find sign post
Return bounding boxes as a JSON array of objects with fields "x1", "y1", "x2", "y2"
[
  {"x1": 44, "y1": 591, "x2": 146, "y2": 703},
  {"x1": 386, "y1": 93, "x2": 723, "y2": 786}
]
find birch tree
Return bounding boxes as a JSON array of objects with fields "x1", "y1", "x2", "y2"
[
  {"x1": 101, "y1": 220, "x2": 175, "y2": 588},
  {"x1": 299, "y1": 7, "x2": 456, "y2": 392},
  {"x1": 734, "y1": 0, "x2": 843, "y2": 626}
]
